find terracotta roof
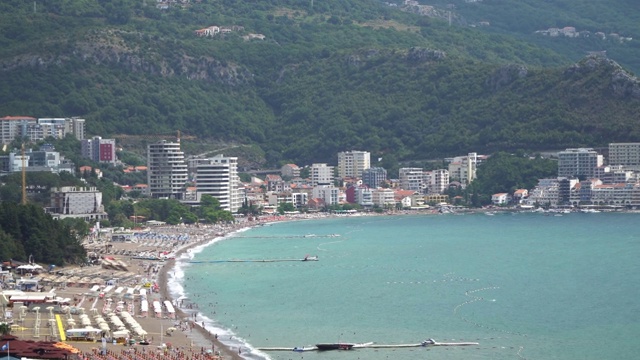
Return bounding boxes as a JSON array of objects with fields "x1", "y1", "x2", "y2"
[
  {"x1": 0, "y1": 335, "x2": 78, "y2": 359},
  {"x1": 0, "y1": 116, "x2": 37, "y2": 121}
]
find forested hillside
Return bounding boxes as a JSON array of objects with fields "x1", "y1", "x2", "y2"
[{"x1": 0, "y1": 0, "x2": 639, "y2": 166}]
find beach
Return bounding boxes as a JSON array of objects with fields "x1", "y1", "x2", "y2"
[
  {"x1": 5, "y1": 213, "x2": 340, "y2": 359},
  {"x1": 6, "y1": 219, "x2": 278, "y2": 359}
]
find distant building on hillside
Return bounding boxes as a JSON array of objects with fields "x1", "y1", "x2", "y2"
[
  {"x1": 33, "y1": 117, "x2": 85, "y2": 141},
  {"x1": 447, "y1": 152, "x2": 485, "y2": 186},
  {"x1": 280, "y1": 163, "x2": 301, "y2": 178},
  {"x1": 81, "y1": 136, "x2": 117, "y2": 164},
  {"x1": 0, "y1": 116, "x2": 37, "y2": 145}
]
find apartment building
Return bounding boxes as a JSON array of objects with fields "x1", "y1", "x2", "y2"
[
  {"x1": 557, "y1": 148, "x2": 603, "y2": 178},
  {"x1": 447, "y1": 152, "x2": 486, "y2": 185},
  {"x1": 425, "y1": 169, "x2": 449, "y2": 194},
  {"x1": 361, "y1": 167, "x2": 387, "y2": 188},
  {"x1": 312, "y1": 185, "x2": 339, "y2": 206},
  {"x1": 609, "y1": 143, "x2": 640, "y2": 168},
  {"x1": 280, "y1": 163, "x2": 301, "y2": 178},
  {"x1": 0, "y1": 116, "x2": 37, "y2": 144},
  {"x1": 371, "y1": 188, "x2": 395, "y2": 207},
  {"x1": 311, "y1": 163, "x2": 334, "y2": 186},
  {"x1": 399, "y1": 168, "x2": 425, "y2": 193},
  {"x1": 32, "y1": 117, "x2": 86, "y2": 141},
  {"x1": 147, "y1": 140, "x2": 188, "y2": 200},
  {"x1": 337, "y1": 150, "x2": 370, "y2": 178},
  {"x1": 81, "y1": 136, "x2": 117, "y2": 164},
  {"x1": 192, "y1": 155, "x2": 241, "y2": 212}
]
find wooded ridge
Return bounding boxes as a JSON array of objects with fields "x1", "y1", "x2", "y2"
[{"x1": 1, "y1": 0, "x2": 639, "y2": 165}]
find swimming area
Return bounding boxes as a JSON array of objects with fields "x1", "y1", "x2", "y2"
[{"x1": 173, "y1": 212, "x2": 640, "y2": 359}]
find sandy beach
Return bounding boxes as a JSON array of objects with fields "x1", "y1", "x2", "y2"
[
  {"x1": 3, "y1": 213, "x2": 343, "y2": 360},
  {"x1": 4, "y1": 218, "x2": 283, "y2": 359}
]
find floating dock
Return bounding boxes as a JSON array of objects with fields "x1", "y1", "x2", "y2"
[
  {"x1": 189, "y1": 256, "x2": 318, "y2": 264},
  {"x1": 257, "y1": 339, "x2": 478, "y2": 352}
]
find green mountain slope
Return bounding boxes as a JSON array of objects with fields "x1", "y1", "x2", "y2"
[
  {"x1": 423, "y1": 0, "x2": 640, "y2": 73},
  {"x1": 0, "y1": 0, "x2": 639, "y2": 165}
]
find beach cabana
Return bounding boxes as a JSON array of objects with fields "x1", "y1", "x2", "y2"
[
  {"x1": 140, "y1": 299, "x2": 149, "y2": 317},
  {"x1": 152, "y1": 300, "x2": 162, "y2": 318},
  {"x1": 163, "y1": 300, "x2": 175, "y2": 319}
]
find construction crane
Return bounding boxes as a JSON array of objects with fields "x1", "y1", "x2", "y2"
[{"x1": 22, "y1": 143, "x2": 27, "y2": 205}]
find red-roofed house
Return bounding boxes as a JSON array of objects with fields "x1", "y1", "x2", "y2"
[
  {"x1": 491, "y1": 193, "x2": 511, "y2": 205},
  {"x1": 513, "y1": 189, "x2": 528, "y2": 203},
  {"x1": 79, "y1": 165, "x2": 102, "y2": 178},
  {"x1": 308, "y1": 198, "x2": 326, "y2": 210},
  {"x1": 395, "y1": 189, "x2": 419, "y2": 208}
]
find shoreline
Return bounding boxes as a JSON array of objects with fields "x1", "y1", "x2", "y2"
[
  {"x1": 158, "y1": 227, "x2": 247, "y2": 360},
  {"x1": 5, "y1": 209, "x2": 638, "y2": 359},
  {"x1": 154, "y1": 213, "x2": 373, "y2": 359}
]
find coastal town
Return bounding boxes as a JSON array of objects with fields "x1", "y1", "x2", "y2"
[
  {"x1": 1, "y1": 115, "x2": 639, "y2": 222},
  {"x1": 1, "y1": 113, "x2": 640, "y2": 359}
]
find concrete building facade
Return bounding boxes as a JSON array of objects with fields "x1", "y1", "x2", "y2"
[
  {"x1": 147, "y1": 140, "x2": 188, "y2": 200},
  {"x1": 81, "y1": 136, "x2": 117, "y2": 164},
  {"x1": 193, "y1": 155, "x2": 241, "y2": 213},
  {"x1": 361, "y1": 167, "x2": 387, "y2": 188},
  {"x1": 311, "y1": 163, "x2": 334, "y2": 186},
  {"x1": 557, "y1": 148, "x2": 603, "y2": 179},
  {"x1": 337, "y1": 150, "x2": 370, "y2": 178}
]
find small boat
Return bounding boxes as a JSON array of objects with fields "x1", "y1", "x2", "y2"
[
  {"x1": 302, "y1": 255, "x2": 319, "y2": 261},
  {"x1": 315, "y1": 343, "x2": 355, "y2": 351},
  {"x1": 292, "y1": 346, "x2": 316, "y2": 352}
]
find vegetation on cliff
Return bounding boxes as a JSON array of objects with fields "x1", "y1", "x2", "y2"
[{"x1": 0, "y1": 0, "x2": 638, "y2": 166}]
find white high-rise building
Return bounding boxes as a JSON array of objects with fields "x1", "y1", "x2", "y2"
[
  {"x1": 426, "y1": 169, "x2": 450, "y2": 194},
  {"x1": 558, "y1": 148, "x2": 603, "y2": 178},
  {"x1": 147, "y1": 140, "x2": 188, "y2": 200},
  {"x1": 447, "y1": 152, "x2": 483, "y2": 185},
  {"x1": 337, "y1": 150, "x2": 370, "y2": 178},
  {"x1": 311, "y1": 163, "x2": 334, "y2": 186},
  {"x1": 312, "y1": 185, "x2": 339, "y2": 206},
  {"x1": 399, "y1": 168, "x2": 425, "y2": 193},
  {"x1": 193, "y1": 155, "x2": 241, "y2": 213}
]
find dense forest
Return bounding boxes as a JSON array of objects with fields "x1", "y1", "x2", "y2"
[
  {"x1": 0, "y1": 0, "x2": 639, "y2": 166},
  {"x1": 0, "y1": 203, "x2": 87, "y2": 265}
]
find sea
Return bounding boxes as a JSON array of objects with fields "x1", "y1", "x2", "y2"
[{"x1": 168, "y1": 212, "x2": 640, "y2": 360}]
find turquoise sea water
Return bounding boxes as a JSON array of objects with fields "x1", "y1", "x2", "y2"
[{"x1": 174, "y1": 213, "x2": 640, "y2": 360}]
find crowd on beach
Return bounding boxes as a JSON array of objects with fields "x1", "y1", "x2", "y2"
[{"x1": 1, "y1": 212, "x2": 372, "y2": 360}]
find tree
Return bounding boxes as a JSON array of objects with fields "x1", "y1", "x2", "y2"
[{"x1": 277, "y1": 202, "x2": 295, "y2": 214}]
